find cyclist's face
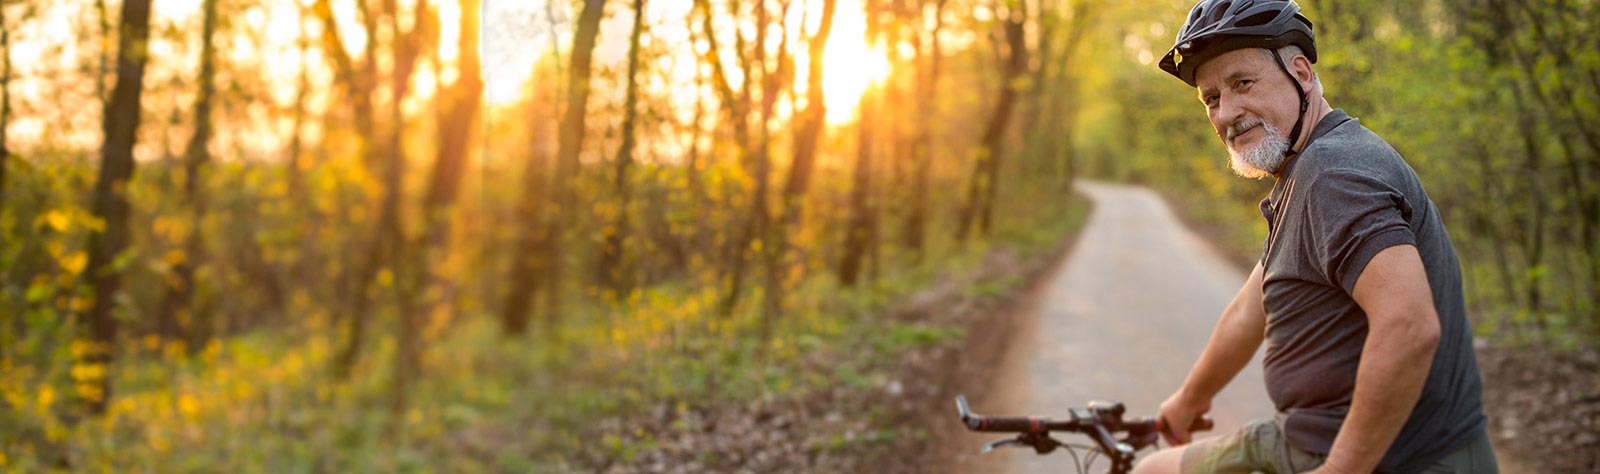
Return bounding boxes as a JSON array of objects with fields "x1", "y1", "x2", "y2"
[{"x1": 1194, "y1": 48, "x2": 1303, "y2": 157}]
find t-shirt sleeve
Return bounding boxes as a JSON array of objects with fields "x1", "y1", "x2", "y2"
[{"x1": 1306, "y1": 170, "x2": 1416, "y2": 293}]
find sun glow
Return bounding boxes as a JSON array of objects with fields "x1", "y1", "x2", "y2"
[{"x1": 815, "y1": 1, "x2": 892, "y2": 124}]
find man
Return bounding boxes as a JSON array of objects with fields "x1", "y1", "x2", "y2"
[{"x1": 1130, "y1": 1, "x2": 1497, "y2": 473}]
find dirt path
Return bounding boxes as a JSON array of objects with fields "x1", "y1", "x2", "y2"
[{"x1": 943, "y1": 181, "x2": 1274, "y2": 473}]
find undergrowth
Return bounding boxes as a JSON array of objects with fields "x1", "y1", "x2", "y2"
[{"x1": 1, "y1": 194, "x2": 1088, "y2": 473}]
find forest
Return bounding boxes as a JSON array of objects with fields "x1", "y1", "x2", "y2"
[{"x1": 0, "y1": 0, "x2": 1594, "y2": 471}]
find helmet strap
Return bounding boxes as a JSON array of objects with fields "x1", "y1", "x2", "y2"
[{"x1": 1269, "y1": 49, "x2": 1309, "y2": 158}]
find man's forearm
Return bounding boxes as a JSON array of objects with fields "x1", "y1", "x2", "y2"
[
  {"x1": 1320, "y1": 312, "x2": 1439, "y2": 473},
  {"x1": 1179, "y1": 304, "x2": 1263, "y2": 401},
  {"x1": 1179, "y1": 264, "x2": 1267, "y2": 402}
]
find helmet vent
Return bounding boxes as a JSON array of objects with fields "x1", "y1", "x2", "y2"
[
  {"x1": 1237, "y1": 10, "x2": 1278, "y2": 28},
  {"x1": 1214, "y1": 2, "x2": 1233, "y2": 20}
]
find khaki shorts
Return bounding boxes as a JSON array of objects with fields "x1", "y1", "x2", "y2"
[{"x1": 1178, "y1": 417, "x2": 1498, "y2": 474}]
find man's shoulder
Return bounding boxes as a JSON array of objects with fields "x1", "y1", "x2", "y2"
[{"x1": 1294, "y1": 116, "x2": 1406, "y2": 182}]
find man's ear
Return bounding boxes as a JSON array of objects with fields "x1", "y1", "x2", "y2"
[{"x1": 1291, "y1": 54, "x2": 1316, "y2": 92}]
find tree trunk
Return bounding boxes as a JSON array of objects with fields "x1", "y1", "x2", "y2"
[
  {"x1": 507, "y1": 0, "x2": 606, "y2": 335},
  {"x1": 598, "y1": 0, "x2": 647, "y2": 298},
  {"x1": 327, "y1": 0, "x2": 421, "y2": 379},
  {"x1": 693, "y1": 0, "x2": 756, "y2": 318},
  {"x1": 781, "y1": 0, "x2": 836, "y2": 232},
  {"x1": 311, "y1": 0, "x2": 379, "y2": 169},
  {"x1": 958, "y1": 1, "x2": 1027, "y2": 240},
  {"x1": 839, "y1": 91, "x2": 877, "y2": 287},
  {"x1": 546, "y1": 0, "x2": 608, "y2": 329},
  {"x1": 78, "y1": 0, "x2": 153, "y2": 415},
  {"x1": 768, "y1": 0, "x2": 836, "y2": 315},
  {"x1": 313, "y1": 0, "x2": 379, "y2": 377},
  {"x1": 1051, "y1": 2, "x2": 1092, "y2": 194},
  {"x1": 94, "y1": 0, "x2": 112, "y2": 105},
  {"x1": 903, "y1": 0, "x2": 943, "y2": 258},
  {"x1": 501, "y1": 160, "x2": 550, "y2": 337},
  {"x1": 1471, "y1": 140, "x2": 1517, "y2": 316},
  {"x1": 287, "y1": 1, "x2": 312, "y2": 206},
  {"x1": 387, "y1": 0, "x2": 435, "y2": 416},
  {"x1": 501, "y1": 95, "x2": 556, "y2": 337},
  {"x1": 162, "y1": 0, "x2": 221, "y2": 353},
  {"x1": 683, "y1": 14, "x2": 709, "y2": 276},
  {"x1": 755, "y1": 0, "x2": 795, "y2": 332},
  {"x1": 419, "y1": 0, "x2": 479, "y2": 251},
  {"x1": 1, "y1": 1, "x2": 11, "y2": 205},
  {"x1": 1511, "y1": 84, "x2": 1547, "y2": 328},
  {"x1": 394, "y1": 0, "x2": 478, "y2": 418}
]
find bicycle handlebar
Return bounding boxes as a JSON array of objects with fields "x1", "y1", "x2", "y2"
[
  {"x1": 956, "y1": 395, "x2": 1212, "y2": 435},
  {"x1": 954, "y1": 394, "x2": 1213, "y2": 474}
]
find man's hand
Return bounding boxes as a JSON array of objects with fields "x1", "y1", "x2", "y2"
[{"x1": 1156, "y1": 390, "x2": 1212, "y2": 445}]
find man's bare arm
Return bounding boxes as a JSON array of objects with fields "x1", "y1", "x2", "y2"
[
  {"x1": 1314, "y1": 245, "x2": 1441, "y2": 474},
  {"x1": 1159, "y1": 261, "x2": 1269, "y2": 444}
]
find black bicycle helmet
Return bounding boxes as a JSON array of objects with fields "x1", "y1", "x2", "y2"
[
  {"x1": 1159, "y1": 0, "x2": 1317, "y2": 87},
  {"x1": 1161, "y1": 0, "x2": 1318, "y2": 158}
]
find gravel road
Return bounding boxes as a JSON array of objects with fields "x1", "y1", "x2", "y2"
[{"x1": 951, "y1": 181, "x2": 1276, "y2": 473}]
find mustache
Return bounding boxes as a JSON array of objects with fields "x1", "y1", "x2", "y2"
[{"x1": 1226, "y1": 117, "x2": 1265, "y2": 141}]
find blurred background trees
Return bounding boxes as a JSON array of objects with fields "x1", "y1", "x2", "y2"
[{"x1": 0, "y1": 0, "x2": 1593, "y2": 469}]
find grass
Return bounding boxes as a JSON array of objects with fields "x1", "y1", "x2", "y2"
[{"x1": 1, "y1": 194, "x2": 1091, "y2": 473}]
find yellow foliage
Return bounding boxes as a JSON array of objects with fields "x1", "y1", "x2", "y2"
[
  {"x1": 45, "y1": 419, "x2": 68, "y2": 442},
  {"x1": 378, "y1": 268, "x2": 394, "y2": 287},
  {"x1": 203, "y1": 340, "x2": 222, "y2": 362},
  {"x1": 74, "y1": 382, "x2": 104, "y2": 403},
  {"x1": 1, "y1": 385, "x2": 23, "y2": 412},
  {"x1": 152, "y1": 216, "x2": 189, "y2": 240},
  {"x1": 59, "y1": 251, "x2": 89, "y2": 276},
  {"x1": 164, "y1": 249, "x2": 187, "y2": 267},
  {"x1": 143, "y1": 334, "x2": 162, "y2": 351},
  {"x1": 111, "y1": 397, "x2": 138, "y2": 418},
  {"x1": 178, "y1": 395, "x2": 200, "y2": 420},
  {"x1": 70, "y1": 295, "x2": 92, "y2": 312},
  {"x1": 163, "y1": 340, "x2": 187, "y2": 359},
  {"x1": 149, "y1": 431, "x2": 170, "y2": 453},
  {"x1": 69, "y1": 339, "x2": 91, "y2": 358},
  {"x1": 37, "y1": 386, "x2": 55, "y2": 411},
  {"x1": 42, "y1": 209, "x2": 71, "y2": 232},
  {"x1": 44, "y1": 240, "x2": 65, "y2": 260},
  {"x1": 70, "y1": 363, "x2": 106, "y2": 382}
]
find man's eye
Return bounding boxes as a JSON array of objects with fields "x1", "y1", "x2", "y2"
[
  {"x1": 1236, "y1": 80, "x2": 1254, "y2": 90},
  {"x1": 1204, "y1": 95, "x2": 1219, "y2": 107}
]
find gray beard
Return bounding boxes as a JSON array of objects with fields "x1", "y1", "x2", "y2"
[{"x1": 1228, "y1": 121, "x2": 1291, "y2": 179}]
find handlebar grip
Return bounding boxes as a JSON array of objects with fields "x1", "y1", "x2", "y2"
[
  {"x1": 1190, "y1": 417, "x2": 1214, "y2": 432},
  {"x1": 969, "y1": 416, "x2": 1046, "y2": 432}
]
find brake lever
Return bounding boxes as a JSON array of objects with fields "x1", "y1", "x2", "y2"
[
  {"x1": 982, "y1": 437, "x2": 1027, "y2": 453},
  {"x1": 980, "y1": 432, "x2": 1064, "y2": 455}
]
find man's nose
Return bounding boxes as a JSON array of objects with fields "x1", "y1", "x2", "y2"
[{"x1": 1212, "y1": 99, "x2": 1244, "y2": 138}]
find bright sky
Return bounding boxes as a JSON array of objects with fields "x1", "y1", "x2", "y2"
[
  {"x1": 3, "y1": 0, "x2": 895, "y2": 160},
  {"x1": 528, "y1": 0, "x2": 892, "y2": 126}
]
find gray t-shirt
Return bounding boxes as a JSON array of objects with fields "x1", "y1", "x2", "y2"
[{"x1": 1258, "y1": 109, "x2": 1485, "y2": 474}]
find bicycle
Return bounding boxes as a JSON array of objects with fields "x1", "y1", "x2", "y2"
[{"x1": 953, "y1": 394, "x2": 1213, "y2": 474}]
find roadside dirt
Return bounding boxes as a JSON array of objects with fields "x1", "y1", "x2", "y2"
[
  {"x1": 1478, "y1": 342, "x2": 1600, "y2": 473},
  {"x1": 593, "y1": 247, "x2": 1068, "y2": 473}
]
